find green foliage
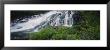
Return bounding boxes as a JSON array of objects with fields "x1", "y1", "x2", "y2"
[
  {"x1": 29, "y1": 26, "x2": 55, "y2": 40},
  {"x1": 51, "y1": 34, "x2": 67, "y2": 40},
  {"x1": 29, "y1": 11, "x2": 100, "y2": 40}
]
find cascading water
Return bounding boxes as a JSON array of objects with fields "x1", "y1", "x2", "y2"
[{"x1": 11, "y1": 10, "x2": 76, "y2": 39}]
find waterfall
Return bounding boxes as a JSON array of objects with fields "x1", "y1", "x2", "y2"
[{"x1": 11, "y1": 10, "x2": 75, "y2": 33}]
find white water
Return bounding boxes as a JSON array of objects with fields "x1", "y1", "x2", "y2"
[{"x1": 11, "y1": 10, "x2": 75, "y2": 33}]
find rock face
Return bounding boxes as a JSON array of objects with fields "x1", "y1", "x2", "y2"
[
  {"x1": 49, "y1": 11, "x2": 74, "y2": 27},
  {"x1": 11, "y1": 10, "x2": 76, "y2": 33}
]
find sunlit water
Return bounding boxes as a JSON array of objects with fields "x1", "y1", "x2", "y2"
[{"x1": 11, "y1": 10, "x2": 75, "y2": 33}]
